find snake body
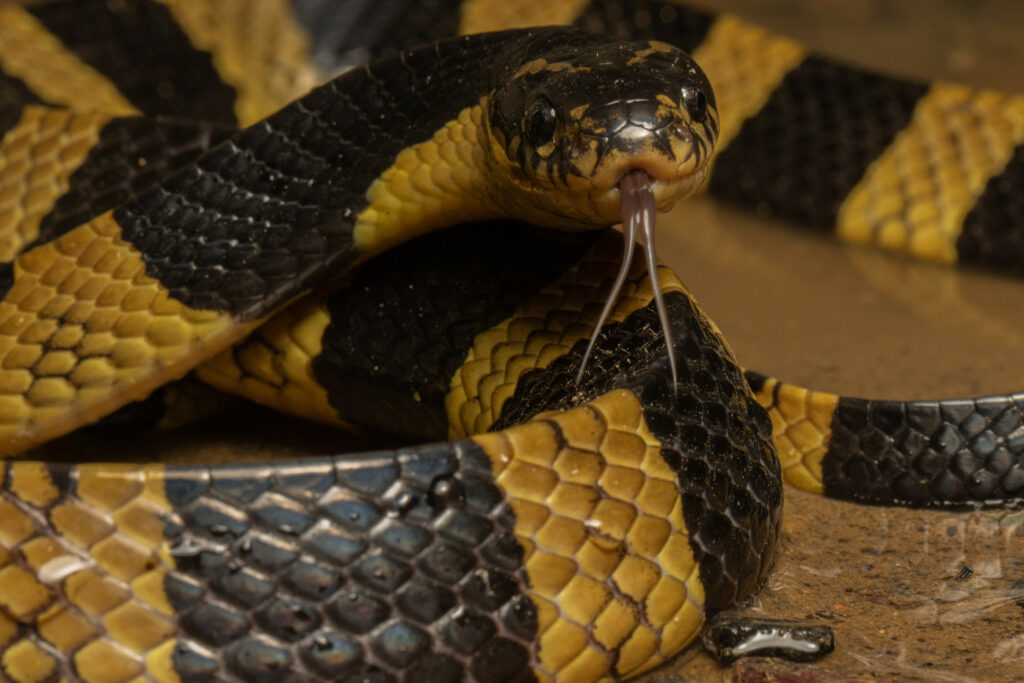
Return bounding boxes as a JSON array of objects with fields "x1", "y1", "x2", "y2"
[{"x1": 0, "y1": 0, "x2": 1021, "y2": 681}]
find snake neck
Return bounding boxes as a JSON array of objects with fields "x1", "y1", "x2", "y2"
[{"x1": 351, "y1": 98, "x2": 505, "y2": 256}]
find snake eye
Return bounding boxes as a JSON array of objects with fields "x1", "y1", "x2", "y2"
[
  {"x1": 526, "y1": 96, "x2": 558, "y2": 147},
  {"x1": 681, "y1": 86, "x2": 707, "y2": 122}
]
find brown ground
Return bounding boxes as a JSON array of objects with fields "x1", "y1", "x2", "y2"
[{"x1": 30, "y1": 1, "x2": 1024, "y2": 680}]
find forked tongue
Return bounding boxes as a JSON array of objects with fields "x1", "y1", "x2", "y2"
[{"x1": 575, "y1": 170, "x2": 678, "y2": 390}]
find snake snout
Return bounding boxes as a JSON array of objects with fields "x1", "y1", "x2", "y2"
[{"x1": 582, "y1": 99, "x2": 705, "y2": 192}]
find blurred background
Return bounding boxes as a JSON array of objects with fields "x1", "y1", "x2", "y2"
[{"x1": 690, "y1": 0, "x2": 1024, "y2": 90}]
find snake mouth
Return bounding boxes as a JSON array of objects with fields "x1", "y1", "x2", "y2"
[
  {"x1": 570, "y1": 118, "x2": 711, "y2": 225},
  {"x1": 576, "y1": 169, "x2": 679, "y2": 388},
  {"x1": 571, "y1": 162, "x2": 706, "y2": 228},
  {"x1": 587, "y1": 139, "x2": 706, "y2": 184},
  {"x1": 617, "y1": 163, "x2": 707, "y2": 205}
]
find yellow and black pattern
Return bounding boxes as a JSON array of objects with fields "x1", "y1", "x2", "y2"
[
  {"x1": 290, "y1": 0, "x2": 1024, "y2": 274},
  {"x1": 835, "y1": 85, "x2": 1024, "y2": 264},
  {"x1": 0, "y1": 105, "x2": 115, "y2": 262},
  {"x1": 0, "y1": 3, "x2": 137, "y2": 118},
  {"x1": 0, "y1": 3, "x2": 763, "y2": 680},
  {"x1": 0, "y1": 461, "x2": 180, "y2": 682},
  {"x1": 0, "y1": 208, "x2": 243, "y2": 454},
  {"x1": 199, "y1": 224, "x2": 603, "y2": 436},
  {"x1": 0, "y1": 105, "x2": 233, "y2": 264},
  {"x1": 5, "y1": 0, "x2": 1024, "y2": 275},
  {"x1": 192, "y1": 0, "x2": 1024, "y2": 463},
  {"x1": 188, "y1": 224, "x2": 780, "y2": 679},
  {"x1": 15, "y1": 0, "x2": 238, "y2": 124},
  {"x1": 0, "y1": 16, "x2": 716, "y2": 450},
  {"x1": 698, "y1": 21, "x2": 1024, "y2": 276},
  {"x1": 1, "y1": 0, "x2": 1023, "y2": 681},
  {"x1": 747, "y1": 371, "x2": 1024, "y2": 506},
  {"x1": 0, "y1": 227, "x2": 780, "y2": 681}
]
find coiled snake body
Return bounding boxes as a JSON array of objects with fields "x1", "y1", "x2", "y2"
[{"x1": 0, "y1": 1, "x2": 1021, "y2": 681}]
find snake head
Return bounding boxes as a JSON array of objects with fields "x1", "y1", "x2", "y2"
[{"x1": 486, "y1": 38, "x2": 718, "y2": 229}]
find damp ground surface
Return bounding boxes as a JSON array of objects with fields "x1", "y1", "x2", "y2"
[{"x1": 25, "y1": 0, "x2": 1024, "y2": 680}]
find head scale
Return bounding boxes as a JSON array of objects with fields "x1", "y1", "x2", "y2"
[{"x1": 486, "y1": 38, "x2": 718, "y2": 228}]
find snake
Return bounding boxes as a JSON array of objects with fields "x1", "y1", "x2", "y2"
[{"x1": 0, "y1": 0, "x2": 1022, "y2": 681}]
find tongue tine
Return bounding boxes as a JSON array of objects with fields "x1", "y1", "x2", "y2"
[
  {"x1": 632, "y1": 172, "x2": 679, "y2": 392},
  {"x1": 575, "y1": 186, "x2": 638, "y2": 387},
  {"x1": 575, "y1": 170, "x2": 678, "y2": 391}
]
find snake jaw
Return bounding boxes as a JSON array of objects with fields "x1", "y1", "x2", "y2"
[{"x1": 566, "y1": 161, "x2": 708, "y2": 229}]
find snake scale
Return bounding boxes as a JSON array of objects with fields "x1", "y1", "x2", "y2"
[{"x1": 0, "y1": 0, "x2": 1022, "y2": 681}]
